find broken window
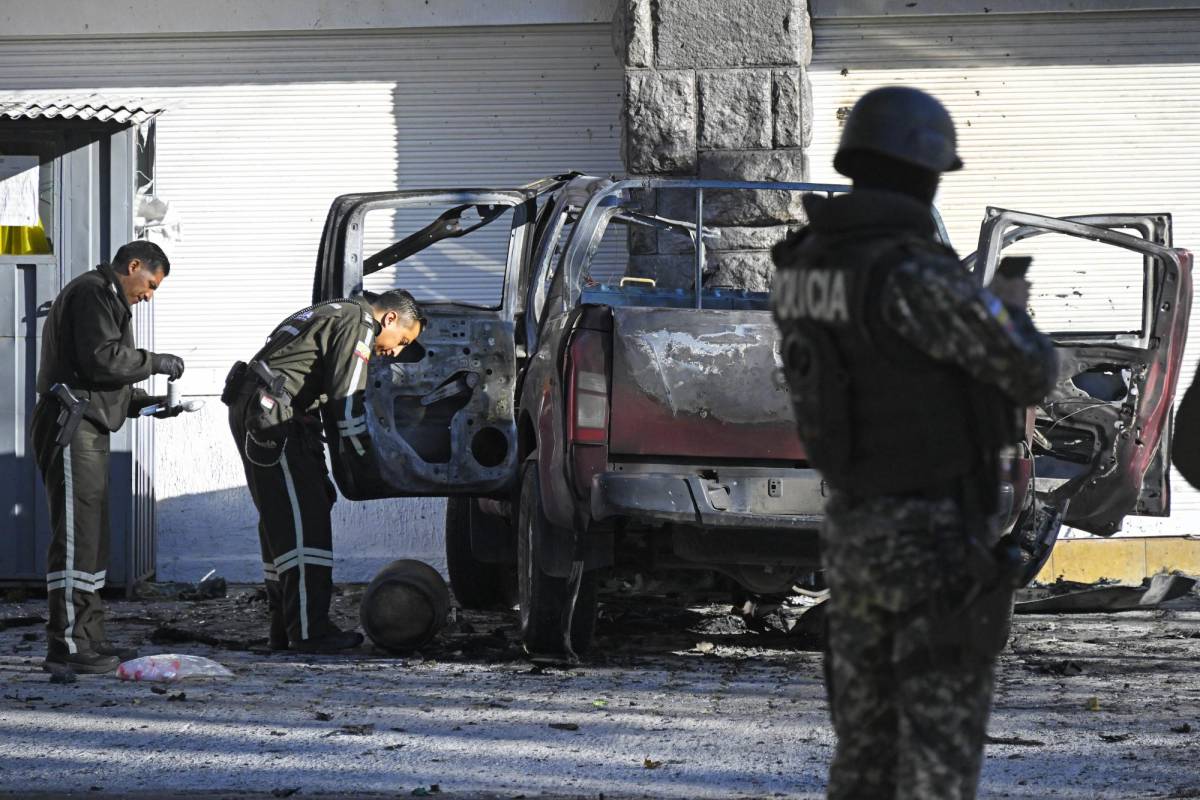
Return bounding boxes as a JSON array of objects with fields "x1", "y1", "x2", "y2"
[
  {"x1": 1015, "y1": 232, "x2": 1148, "y2": 336},
  {"x1": 361, "y1": 202, "x2": 516, "y2": 309}
]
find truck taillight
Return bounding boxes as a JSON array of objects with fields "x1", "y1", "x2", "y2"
[{"x1": 568, "y1": 330, "x2": 609, "y2": 444}]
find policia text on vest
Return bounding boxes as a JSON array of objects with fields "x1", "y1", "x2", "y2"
[
  {"x1": 33, "y1": 241, "x2": 187, "y2": 676},
  {"x1": 773, "y1": 268, "x2": 849, "y2": 323}
]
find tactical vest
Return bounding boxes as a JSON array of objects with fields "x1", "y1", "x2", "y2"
[{"x1": 772, "y1": 230, "x2": 981, "y2": 498}]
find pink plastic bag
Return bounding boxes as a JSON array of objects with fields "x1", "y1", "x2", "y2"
[{"x1": 116, "y1": 654, "x2": 234, "y2": 682}]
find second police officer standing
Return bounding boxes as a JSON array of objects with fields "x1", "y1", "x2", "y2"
[
  {"x1": 771, "y1": 87, "x2": 1058, "y2": 799},
  {"x1": 33, "y1": 241, "x2": 186, "y2": 674}
]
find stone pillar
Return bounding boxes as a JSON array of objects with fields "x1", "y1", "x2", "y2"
[{"x1": 614, "y1": 0, "x2": 814, "y2": 291}]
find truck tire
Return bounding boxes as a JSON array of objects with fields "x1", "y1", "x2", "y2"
[
  {"x1": 445, "y1": 497, "x2": 513, "y2": 611},
  {"x1": 517, "y1": 461, "x2": 597, "y2": 658}
]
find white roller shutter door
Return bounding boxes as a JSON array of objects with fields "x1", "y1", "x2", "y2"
[
  {"x1": 809, "y1": 10, "x2": 1200, "y2": 536},
  {"x1": 0, "y1": 25, "x2": 624, "y2": 386}
]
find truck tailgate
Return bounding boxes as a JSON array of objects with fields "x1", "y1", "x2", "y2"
[{"x1": 607, "y1": 306, "x2": 805, "y2": 461}]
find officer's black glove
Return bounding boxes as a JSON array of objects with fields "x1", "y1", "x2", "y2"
[
  {"x1": 152, "y1": 353, "x2": 186, "y2": 381},
  {"x1": 144, "y1": 396, "x2": 184, "y2": 419}
]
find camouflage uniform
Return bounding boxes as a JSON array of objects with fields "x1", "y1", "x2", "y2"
[{"x1": 772, "y1": 189, "x2": 1056, "y2": 800}]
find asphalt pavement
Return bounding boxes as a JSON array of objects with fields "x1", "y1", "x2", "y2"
[{"x1": 1, "y1": 584, "x2": 1198, "y2": 799}]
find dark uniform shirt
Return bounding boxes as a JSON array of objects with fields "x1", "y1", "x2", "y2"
[
  {"x1": 244, "y1": 297, "x2": 380, "y2": 463},
  {"x1": 772, "y1": 190, "x2": 1058, "y2": 498},
  {"x1": 779, "y1": 190, "x2": 1057, "y2": 407},
  {"x1": 36, "y1": 264, "x2": 153, "y2": 432}
]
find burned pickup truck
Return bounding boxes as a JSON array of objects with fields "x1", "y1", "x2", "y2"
[{"x1": 313, "y1": 175, "x2": 1191, "y2": 660}]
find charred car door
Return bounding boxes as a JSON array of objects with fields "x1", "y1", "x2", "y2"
[
  {"x1": 969, "y1": 208, "x2": 1193, "y2": 535},
  {"x1": 314, "y1": 190, "x2": 532, "y2": 499}
]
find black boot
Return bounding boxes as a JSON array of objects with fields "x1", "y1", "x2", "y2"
[
  {"x1": 268, "y1": 615, "x2": 289, "y2": 652},
  {"x1": 93, "y1": 641, "x2": 139, "y2": 661},
  {"x1": 266, "y1": 581, "x2": 288, "y2": 651},
  {"x1": 43, "y1": 649, "x2": 119, "y2": 675},
  {"x1": 290, "y1": 627, "x2": 363, "y2": 654}
]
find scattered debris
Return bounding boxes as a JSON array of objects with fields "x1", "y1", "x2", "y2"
[
  {"x1": 323, "y1": 723, "x2": 375, "y2": 737},
  {"x1": 179, "y1": 573, "x2": 227, "y2": 601},
  {"x1": 45, "y1": 666, "x2": 76, "y2": 685},
  {"x1": 0, "y1": 615, "x2": 43, "y2": 631},
  {"x1": 1099, "y1": 733, "x2": 1132, "y2": 742},
  {"x1": 1028, "y1": 659, "x2": 1084, "y2": 676},
  {"x1": 549, "y1": 723, "x2": 579, "y2": 731},
  {"x1": 1017, "y1": 574, "x2": 1197, "y2": 614},
  {"x1": 149, "y1": 624, "x2": 262, "y2": 651},
  {"x1": 134, "y1": 575, "x2": 228, "y2": 602},
  {"x1": 986, "y1": 734, "x2": 1046, "y2": 746}
]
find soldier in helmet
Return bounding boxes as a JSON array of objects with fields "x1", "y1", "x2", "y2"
[{"x1": 771, "y1": 86, "x2": 1058, "y2": 799}]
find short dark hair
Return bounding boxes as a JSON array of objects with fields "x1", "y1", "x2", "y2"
[
  {"x1": 367, "y1": 289, "x2": 426, "y2": 328},
  {"x1": 113, "y1": 240, "x2": 171, "y2": 277}
]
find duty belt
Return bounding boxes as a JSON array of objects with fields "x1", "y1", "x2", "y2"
[{"x1": 221, "y1": 359, "x2": 292, "y2": 407}]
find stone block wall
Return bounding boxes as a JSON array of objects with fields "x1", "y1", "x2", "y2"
[{"x1": 613, "y1": 0, "x2": 814, "y2": 291}]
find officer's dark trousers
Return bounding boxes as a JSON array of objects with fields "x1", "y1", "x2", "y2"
[
  {"x1": 229, "y1": 393, "x2": 337, "y2": 644},
  {"x1": 30, "y1": 397, "x2": 112, "y2": 657},
  {"x1": 820, "y1": 494, "x2": 998, "y2": 800}
]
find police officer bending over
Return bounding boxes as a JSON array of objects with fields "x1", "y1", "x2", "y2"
[
  {"x1": 771, "y1": 87, "x2": 1057, "y2": 799},
  {"x1": 225, "y1": 290, "x2": 424, "y2": 653},
  {"x1": 33, "y1": 241, "x2": 186, "y2": 675}
]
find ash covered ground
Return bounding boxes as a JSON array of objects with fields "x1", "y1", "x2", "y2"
[{"x1": 1, "y1": 582, "x2": 1198, "y2": 799}]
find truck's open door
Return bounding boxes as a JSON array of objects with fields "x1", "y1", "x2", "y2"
[
  {"x1": 967, "y1": 208, "x2": 1193, "y2": 535},
  {"x1": 314, "y1": 190, "x2": 533, "y2": 499}
]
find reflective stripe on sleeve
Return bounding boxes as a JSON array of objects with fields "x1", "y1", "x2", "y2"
[{"x1": 341, "y1": 324, "x2": 373, "y2": 457}]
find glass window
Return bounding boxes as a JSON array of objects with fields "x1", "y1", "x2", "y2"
[{"x1": 0, "y1": 146, "x2": 55, "y2": 256}]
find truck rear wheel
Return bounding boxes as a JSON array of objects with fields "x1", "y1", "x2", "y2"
[
  {"x1": 445, "y1": 497, "x2": 514, "y2": 611},
  {"x1": 517, "y1": 461, "x2": 597, "y2": 659}
]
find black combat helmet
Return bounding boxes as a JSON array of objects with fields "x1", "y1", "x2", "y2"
[{"x1": 834, "y1": 86, "x2": 963, "y2": 176}]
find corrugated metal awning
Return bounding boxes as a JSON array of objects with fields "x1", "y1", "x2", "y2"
[{"x1": 0, "y1": 92, "x2": 165, "y2": 124}]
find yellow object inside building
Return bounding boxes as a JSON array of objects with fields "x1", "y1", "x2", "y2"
[{"x1": 0, "y1": 220, "x2": 51, "y2": 255}]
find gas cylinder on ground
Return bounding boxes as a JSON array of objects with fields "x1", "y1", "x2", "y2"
[{"x1": 359, "y1": 559, "x2": 450, "y2": 653}]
